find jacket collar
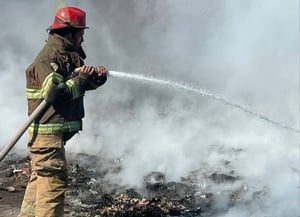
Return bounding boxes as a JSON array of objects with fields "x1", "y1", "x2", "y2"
[{"x1": 47, "y1": 33, "x2": 86, "y2": 59}]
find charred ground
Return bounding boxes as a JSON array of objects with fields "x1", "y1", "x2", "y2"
[{"x1": 0, "y1": 152, "x2": 267, "y2": 217}]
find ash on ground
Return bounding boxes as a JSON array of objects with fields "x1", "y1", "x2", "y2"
[{"x1": 0, "y1": 152, "x2": 268, "y2": 217}]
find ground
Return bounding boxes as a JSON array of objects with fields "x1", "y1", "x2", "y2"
[
  {"x1": 0, "y1": 189, "x2": 24, "y2": 217},
  {"x1": 0, "y1": 152, "x2": 266, "y2": 217}
]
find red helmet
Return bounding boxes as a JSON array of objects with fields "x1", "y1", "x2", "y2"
[{"x1": 48, "y1": 6, "x2": 89, "y2": 30}]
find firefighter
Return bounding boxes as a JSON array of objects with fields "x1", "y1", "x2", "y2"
[{"x1": 19, "y1": 6, "x2": 107, "y2": 217}]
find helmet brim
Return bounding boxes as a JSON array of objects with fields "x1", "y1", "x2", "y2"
[{"x1": 47, "y1": 24, "x2": 89, "y2": 31}]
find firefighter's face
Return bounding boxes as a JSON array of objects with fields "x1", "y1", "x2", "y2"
[{"x1": 72, "y1": 29, "x2": 84, "y2": 49}]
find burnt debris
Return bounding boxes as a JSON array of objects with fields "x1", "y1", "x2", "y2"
[{"x1": 0, "y1": 152, "x2": 268, "y2": 217}]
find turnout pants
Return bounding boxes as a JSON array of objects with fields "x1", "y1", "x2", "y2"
[{"x1": 19, "y1": 133, "x2": 68, "y2": 217}]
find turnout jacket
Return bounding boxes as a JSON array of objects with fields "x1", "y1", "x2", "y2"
[{"x1": 26, "y1": 33, "x2": 106, "y2": 139}]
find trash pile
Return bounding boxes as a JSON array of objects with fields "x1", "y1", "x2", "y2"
[
  {"x1": 0, "y1": 153, "x2": 31, "y2": 193},
  {"x1": 66, "y1": 163, "x2": 214, "y2": 217},
  {"x1": 0, "y1": 152, "x2": 268, "y2": 217}
]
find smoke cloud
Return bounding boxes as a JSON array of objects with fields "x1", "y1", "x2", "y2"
[{"x1": 0, "y1": 0, "x2": 299, "y2": 216}]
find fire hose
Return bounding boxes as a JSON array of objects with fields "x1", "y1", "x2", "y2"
[
  {"x1": 1, "y1": 68, "x2": 299, "y2": 162},
  {"x1": 0, "y1": 81, "x2": 65, "y2": 163},
  {"x1": 0, "y1": 67, "x2": 105, "y2": 163},
  {"x1": 0, "y1": 100, "x2": 49, "y2": 162},
  {"x1": 0, "y1": 68, "x2": 117, "y2": 163}
]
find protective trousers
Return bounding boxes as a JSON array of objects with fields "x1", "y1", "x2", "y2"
[{"x1": 19, "y1": 133, "x2": 67, "y2": 217}]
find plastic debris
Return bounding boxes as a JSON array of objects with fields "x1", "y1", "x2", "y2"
[
  {"x1": 138, "y1": 198, "x2": 150, "y2": 206},
  {"x1": 5, "y1": 186, "x2": 16, "y2": 192}
]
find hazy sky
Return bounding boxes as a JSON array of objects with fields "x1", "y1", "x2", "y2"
[{"x1": 0, "y1": 1, "x2": 299, "y2": 216}]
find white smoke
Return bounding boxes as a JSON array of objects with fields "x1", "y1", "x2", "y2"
[{"x1": 0, "y1": 0, "x2": 299, "y2": 216}]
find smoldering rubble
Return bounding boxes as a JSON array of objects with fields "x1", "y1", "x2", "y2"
[{"x1": 0, "y1": 151, "x2": 269, "y2": 217}]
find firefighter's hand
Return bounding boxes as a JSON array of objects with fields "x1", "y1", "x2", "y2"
[
  {"x1": 94, "y1": 65, "x2": 108, "y2": 77},
  {"x1": 79, "y1": 65, "x2": 95, "y2": 75},
  {"x1": 91, "y1": 65, "x2": 107, "y2": 85}
]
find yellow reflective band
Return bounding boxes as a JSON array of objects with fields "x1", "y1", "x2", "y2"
[
  {"x1": 41, "y1": 72, "x2": 64, "y2": 97},
  {"x1": 28, "y1": 121, "x2": 82, "y2": 134},
  {"x1": 26, "y1": 88, "x2": 42, "y2": 99},
  {"x1": 66, "y1": 79, "x2": 81, "y2": 99},
  {"x1": 26, "y1": 72, "x2": 64, "y2": 99}
]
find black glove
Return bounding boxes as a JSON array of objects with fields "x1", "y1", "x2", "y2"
[{"x1": 45, "y1": 83, "x2": 68, "y2": 104}]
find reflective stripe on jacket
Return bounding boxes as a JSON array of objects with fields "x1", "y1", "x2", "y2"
[
  {"x1": 26, "y1": 72, "x2": 64, "y2": 99},
  {"x1": 28, "y1": 120, "x2": 82, "y2": 134},
  {"x1": 25, "y1": 33, "x2": 106, "y2": 136},
  {"x1": 26, "y1": 72, "x2": 81, "y2": 100}
]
